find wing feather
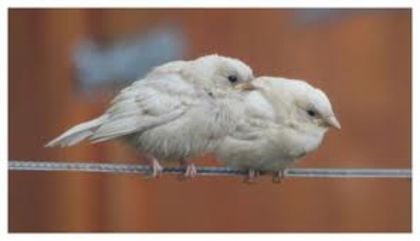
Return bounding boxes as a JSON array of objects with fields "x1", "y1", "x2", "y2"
[{"x1": 90, "y1": 73, "x2": 199, "y2": 142}]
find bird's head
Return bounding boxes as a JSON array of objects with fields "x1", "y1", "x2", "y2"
[
  {"x1": 252, "y1": 77, "x2": 340, "y2": 132},
  {"x1": 185, "y1": 54, "x2": 255, "y2": 91},
  {"x1": 290, "y1": 81, "x2": 341, "y2": 131}
]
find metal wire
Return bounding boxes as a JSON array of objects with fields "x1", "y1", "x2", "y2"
[{"x1": 9, "y1": 161, "x2": 411, "y2": 179}]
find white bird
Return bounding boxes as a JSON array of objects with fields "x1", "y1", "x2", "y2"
[
  {"x1": 214, "y1": 76, "x2": 341, "y2": 183},
  {"x1": 46, "y1": 54, "x2": 254, "y2": 178}
]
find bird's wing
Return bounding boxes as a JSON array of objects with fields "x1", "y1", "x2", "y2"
[{"x1": 90, "y1": 73, "x2": 200, "y2": 142}]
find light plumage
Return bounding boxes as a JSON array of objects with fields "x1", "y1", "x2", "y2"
[
  {"x1": 214, "y1": 76, "x2": 340, "y2": 182},
  {"x1": 46, "y1": 54, "x2": 254, "y2": 177}
]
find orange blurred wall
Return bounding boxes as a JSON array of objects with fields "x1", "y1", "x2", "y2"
[{"x1": 9, "y1": 9, "x2": 411, "y2": 232}]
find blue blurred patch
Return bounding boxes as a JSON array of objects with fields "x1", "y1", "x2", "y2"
[
  {"x1": 293, "y1": 9, "x2": 350, "y2": 26},
  {"x1": 73, "y1": 25, "x2": 186, "y2": 92}
]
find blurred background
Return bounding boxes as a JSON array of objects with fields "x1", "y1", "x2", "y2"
[{"x1": 9, "y1": 9, "x2": 411, "y2": 232}]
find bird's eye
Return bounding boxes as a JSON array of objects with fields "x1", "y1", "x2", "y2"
[
  {"x1": 306, "y1": 109, "x2": 317, "y2": 117},
  {"x1": 228, "y1": 75, "x2": 238, "y2": 83}
]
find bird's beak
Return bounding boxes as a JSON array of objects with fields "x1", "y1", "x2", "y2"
[
  {"x1": 235, "y1": 82, "x2": 256, "y2": 91},
  {"x1": 325, "y1": 115, "x2": 341, "y2": 130}
]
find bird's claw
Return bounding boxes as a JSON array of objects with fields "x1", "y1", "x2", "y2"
[
  {"x1": 178, "y1": 163, "x2": 197, "y2": 181},
  {"x1": 184, "y1": 163, "x2": 197, "y2": 178},
  {"x1": 243, "y1": 169, "x2": 259, "y2": 184},
  {"x1": 272, "y1": 169, "x2": 286, "y2": 184},
  {"x1": 145, "y1": 158, "x2": 163, "y2": 179}
]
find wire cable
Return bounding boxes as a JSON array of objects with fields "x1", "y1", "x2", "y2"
[{"x1": 8, "y1": 161, "x2": 411, "y2": 179}]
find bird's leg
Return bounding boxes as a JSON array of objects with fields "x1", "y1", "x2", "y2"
[
  {"x1": 243, "y1": 169, "x2": 259, "y2": 183},
  {"x1": 178, "y1": 159, "x2": 197, "y2": 180},
  {"x1": 185, "y1": 162, "x2": 198, "y2": 178},
  {"x1": 144, "y1": 155, "x2": 163, "y2": 178},
  {"x1": 272, "y1": 169, "x2": 287, "y2": 184}
]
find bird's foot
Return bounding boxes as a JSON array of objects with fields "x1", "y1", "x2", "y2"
[
  {"x1": 243, "y1": 169, "x2": 259, "y2": 184},
  {"x1": 184, "y1": 163, "x2": 198, "y2": 178},
  {"x1": 178, "y1": 161, "x2": 197, "y2": 181},
  {"x1": 272, "y1": 169, "x2": 286, "y2": 184},
  {"x1": 145, "y1": 157, "x2": 163, "y2": 179}
]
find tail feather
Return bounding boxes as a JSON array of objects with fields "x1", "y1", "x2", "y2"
[{"x1": 45, "y1": 115, "x2": 107, "y2": 147}]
